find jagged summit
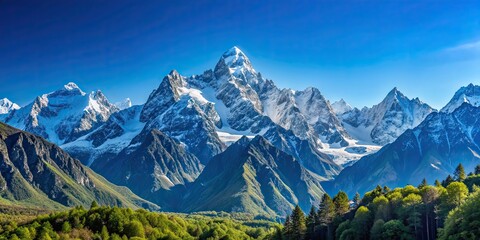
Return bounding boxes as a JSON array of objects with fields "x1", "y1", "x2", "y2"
[
  {"x1": 215, "y1": 46, "x2": 257, "y2": 80},
  {"x1": 115, "y1": 98, "x2": 132, "y2": 110},
  {"x1": 0, "y1": 98, "x2": 20, "y2": 114},
  {"x1": 442, "y1": 83, "x2": 480, "y2": 113},
  {"x1": 339, "y1": 87, "x2": 435, "y2": 145},
  {"x1": 1, "y1": 82, "x2": 118, "y2": 145},
  {"x1": 59, "y1": 82, "x2": 86, "y2": 95},
  {"x1": 384, "y1": 87, "x2": 405, "y2": 100},
  {"x1": 331, "y1": 98, "x2": 352, "y2": 115},
  {"x1": 221, "y1": 46, "x2": 249, "y2": 66},
  {"x1": 64, "y1": 82, "x2": 81, "y2": 90}
]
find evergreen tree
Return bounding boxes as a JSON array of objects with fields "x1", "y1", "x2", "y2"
[
  {"x1": 61, "y1": 221, "x2": 71, "y2": 233},
  {"x1": 335, "y1": 220, "x2": 351, "y2": 240},
  {"x1": 445, "y1": 182, "x2": 468, "y2": 206},
  {"x1": 101, "y1": 225, "x2": 110, "y2": 240},
  {"x1": 418, "y1": 178, "x2": 428, "y2": 188},
  {"x1": 420, "y1": 186, "x2": 440, "y2": 240},
  {"x1": 475, "y1": 164, "x2": 480, "y2": 175},
  {"x1": 283, "y1": 215, "x2": 292, "y2": 239},
  {"x1": 353, "y1": 192, "x2": 361, "y2": 207},
  {"x1": 90, "y1": 200, "x2": 99, "y2": 209},
  {"x1": 434, "y1": 179, "x2": 442, "y2": 187},
  {"x1": 333, "y1": 191, "x2": 350, "y2": 216},
  {"x1": 402, "y1": 193, "x2": 422, "y2": 238},
  {"x1": 305, "y1": 206, "x2": 316, "y2": 240},
  {"x1": 290, "y1": 205, "x2": 306, "y2": 240},
  {"x1": 124, "y1": 220, "x2": 145, "y2": 238},
  {"x1": 372, "y1": 195, "x2": 390, "y2": 221},
  {"x1": 317, "y1": 194, "x2": 335, "y2": 239},
  {"x1": 382, "y1": 220, "x2": 412, "y2": 240},
  {"x1": 440, "y1": 190, "x2": 480, "y2": 240},
  {"x1": 442, "y1": 175, "x2": 454, "y2": 187},
  {"x1": 374, "y1": 185, "x2": 383, "y2": 196},
  {"x1": 454, "y1": 163, "x2": 466, "y2": 182},
  {"x1": 352, "y1": 206, "x2": 372, "y2": 240},
  {"x1": 370, "y1": 220, "x2": 385, "y2": 240}
]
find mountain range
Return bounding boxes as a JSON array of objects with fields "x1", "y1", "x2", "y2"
[
  {"x1": 0, "y1": 122, "x2": 158, "y2": 210},
  {"x1": 326, "y1": 84, "x2": 480, "y2": 196},
  {"x1": 1, "y1": 47, "x2": 479, "y2": 216}
]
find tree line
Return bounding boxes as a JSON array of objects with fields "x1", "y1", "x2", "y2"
[
  {"x1": 0, "y1": 201, "x2": 280, "y2": 240},
  {"x1": 277, "y1": 163, "x2": 480, "y2": 240}
]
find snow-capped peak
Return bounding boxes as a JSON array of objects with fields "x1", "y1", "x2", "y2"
[
  {"x1": 216, "y1": 46, "x2": 256, "y2": 78},
  {"x1": 115, "y1": 98, "x2": 132, "y2": 110},
  {"x1": 50, "y1": 82, "x2": 86, "y2": 97},
  {"x1": 0, "y1": 98, "x2": 20, "y2": 114},
  {"x1": 385, "y1": 87, "x2": 403, "y2": 99},
  {"x1": 223, "y1": 46, "x2": 248, "y2": 64},
  {"x1": 331, "y1": 99, "x2": 352, "y2": 115},
  {"x1": 441, "y1": 83, "x2": 480, "y2": 113},
  {"x1": 64, "y1": 82, "x2": 83, "y2": 91}
]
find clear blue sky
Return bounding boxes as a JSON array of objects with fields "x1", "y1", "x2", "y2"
[{"x1": 1, "y1": 0, "x2": 479, "y2": 109}]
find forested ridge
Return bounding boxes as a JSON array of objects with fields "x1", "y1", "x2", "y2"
[
  {"x1": 0, "y1": 202, "x2": 280, "y2": 240},
  {"x1": 277, "y1": 163, "x2": 480, "y2": 240}
]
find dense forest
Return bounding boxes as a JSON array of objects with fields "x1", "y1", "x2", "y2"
[
  {"x1": 0, "y1": 203, "x2": 280, "y2": 240},
  {"x1": 278, "y1": 163, "x2": 480, "y2": 240}
]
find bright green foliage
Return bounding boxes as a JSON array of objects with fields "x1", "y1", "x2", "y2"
[
  {"x1": 333, "y1": 191, "x2": 350, "y2": 216},
  {"x1": 289, "y1": 205, "x2": 306, "y2": 240},
  {"x1": 90, "y1": 201, "x2": 99, "y2": 209},
  {"x1": 61, "y1": 221, "x2": 71, "y2": 233},
  {"x1": 280, "y1": 173, "x2": 476, "y2": 240},
  {"x1": 352, "y1": 206, "x2": 371, "y2": 239},
  {"x1": 440, "y1": 190, "x2": 480, "y2": 239},
  {"x1": 371, "y1": 195, "x2": 390, "y2": 221},
  {"x1": 100, "y1": 225, "x2": 109, "y2": 240},
  {"x1": 0, "y1": 206, "x2": 279, "y2": 240},
  {"x1": 454, "y1": 163, "x2": 466, "y2": 182},
  {"x1": 401, "y1": 194, "x2": 422, "y2": 238},
  {"x1": 124, "y1": 220, "x2": 144, "y2": 238},
  {"x1": 445, "y1": 182, "x2": 468, "y2": 206}
]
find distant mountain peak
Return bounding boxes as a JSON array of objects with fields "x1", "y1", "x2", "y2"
[
  {"x1": 50, "y1": 82, "x2": 85, "y2": 96},
  {"x1": 0, "y1": 98, "x2": 20, "y2": 114},
  {"x1": 64, "y1": 82, "x2": 84, "y2": 92},
  {"x1": 442, "y1": 83, "x2": 480, "y2": 113},
  {"x1": 385, "y1": 87, "x2": 404, "y2": 99},
  {"x1": 115, "y1": 98, "x2": 132, "y2": 110},
  {"x1": 331, "y1": 98, "x2": 352, "y2": 115}
]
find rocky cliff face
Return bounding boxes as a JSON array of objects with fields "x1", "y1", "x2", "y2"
[
  {"x1": 327, "y1": 102, "x2": 480, "y2": 197},
  {"x1": 0, "y1": 122, "x2": 158, "y2": 210},
  {"x1": 181, "y1": 136, "x2": 325, "y2": 216},
  {"x1": 1, "y1": 83, "x2": 118, "y2": 145},
  {"x1": 339, "y1": 87, "x2": 435, "y2": 145}
]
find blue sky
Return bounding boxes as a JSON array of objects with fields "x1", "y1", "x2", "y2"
[{"x1": 1, "y1": 0, "x2": 479, "y2": 109}]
